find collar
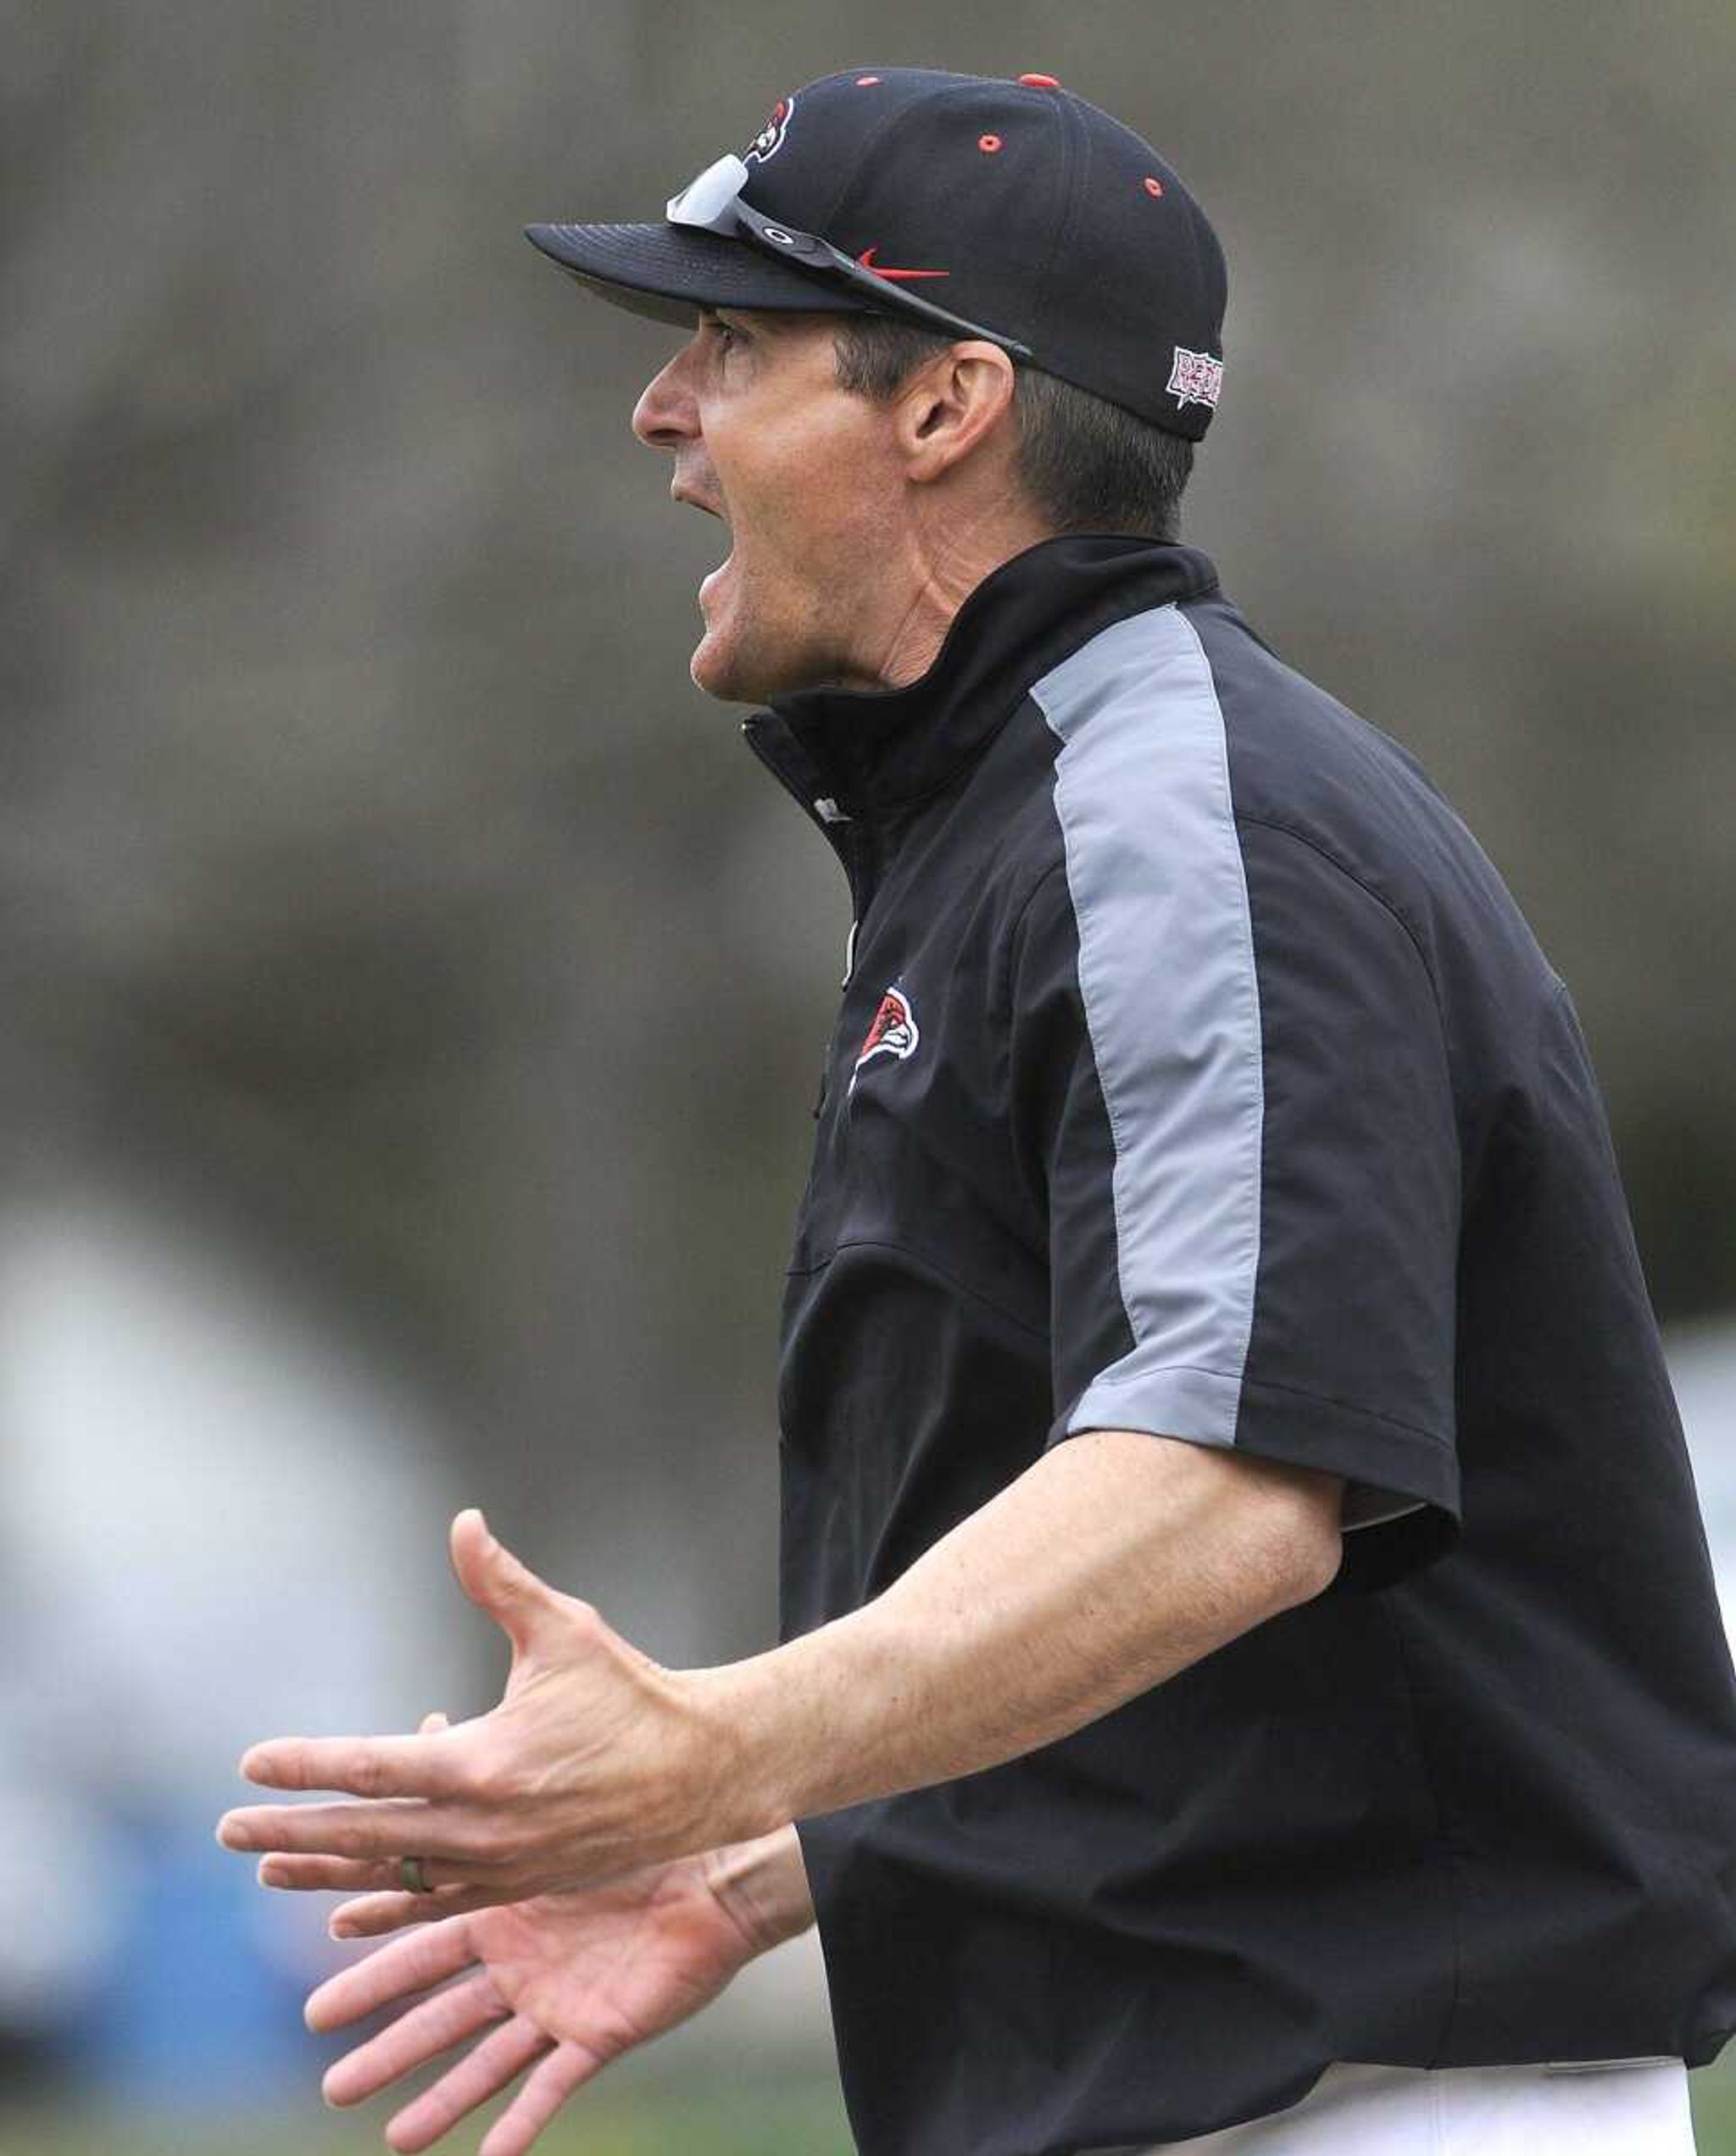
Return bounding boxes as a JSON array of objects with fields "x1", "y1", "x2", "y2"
[{"x1": 741, "y1": 534, "x2": 1221, "y2": 825}]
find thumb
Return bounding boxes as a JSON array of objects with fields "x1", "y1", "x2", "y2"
[{"x1": 449, "y1": 1508, "x2": 565, "y2": 1657}]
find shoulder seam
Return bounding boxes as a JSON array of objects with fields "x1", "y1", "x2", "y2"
[{"x1": 1233, "y1": 813, "x2": 1452, "y2": 1055}]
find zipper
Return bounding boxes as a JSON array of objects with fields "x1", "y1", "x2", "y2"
[
  {"x1": 743, "y1": 713, "x2": 882, "y2": 1121},
  {"x1": 741, "y1": 712, "x2": 885, "y2": 975},
  {"x1": 741, "y1": 714, "x2": 854, "y2": 865}
]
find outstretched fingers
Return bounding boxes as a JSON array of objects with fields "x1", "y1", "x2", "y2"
[
  {"x1": 219, "y1": 1795, "x2": 478, "y2": 1862},
  {"x1": 239, "y1": 1728, "x2": 466, "y2": 1798},
  {"x1": 253, "y1": 1711, "x2": 471, "y2": 1901},
  {"x1": 331, "y1": 1881, "x2": 505, "y2": 1940},
  {"x1": 261, "y1": 1853, "x2": 409, "y2": 1893},
  {"x1": 322, "y1": 1972, "x2": 507, "y2": 2108},
  {"x1": 384, "y1": 2014, "x2": 553, "y2": 2155},
  {"x1": 479, "y1": 2042, "x2": 607, "y2": 2156},
  {"x1": 306, "y1": 1917, "x2": 477, "y2": 2033}
]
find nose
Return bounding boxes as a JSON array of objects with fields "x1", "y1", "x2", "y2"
[{"x1": 631, "y1": 341, "x2": 701, "y2": 451}]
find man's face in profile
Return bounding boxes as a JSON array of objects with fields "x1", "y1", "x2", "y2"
[{"x1": 631, "y1": 307, "x2": 907, "y2": 703}]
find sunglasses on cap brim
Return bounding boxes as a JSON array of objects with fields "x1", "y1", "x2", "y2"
[{"x1": 665, "y1": 154, "x2": 1035, "y2": 361}]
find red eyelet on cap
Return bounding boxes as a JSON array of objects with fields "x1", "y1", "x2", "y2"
[
  {"x1": 1143, "y1": 175, "x2": 1164, "y2": 197},
  {"x1": 979, "y1": 133, "x2": 1003, "y2": 153},
  {"x1": 1018, "y1": 72, "x2": 1061, "y2": 87}
]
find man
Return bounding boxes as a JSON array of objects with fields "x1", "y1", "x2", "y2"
[{"x1": 218, "y1": 67, "x2": 1736, "y2": 2156}]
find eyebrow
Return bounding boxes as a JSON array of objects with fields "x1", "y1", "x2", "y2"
[{"x1": 704, "y1": 304, "x2": 777, "y2": 335}]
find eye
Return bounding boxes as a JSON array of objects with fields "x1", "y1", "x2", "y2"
[{"x1": 707, "y1": 314, "x2": 748, "y2": 353}]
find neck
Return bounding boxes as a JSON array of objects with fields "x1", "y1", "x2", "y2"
[{"x1": 853, "y1": 513, "x2": 1055, "y2": 691}]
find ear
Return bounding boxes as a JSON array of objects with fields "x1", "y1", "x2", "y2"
[{"x1": 896, "y1": 341, "x2": 1020, "y2": 486}]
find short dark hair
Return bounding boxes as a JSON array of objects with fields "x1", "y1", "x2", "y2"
[{"x1": 830, "y1": 314, "x2": 1194, "y2": 543}]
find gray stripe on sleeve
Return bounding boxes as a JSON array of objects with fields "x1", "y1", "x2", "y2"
[{"x1": 1029, "y1": 604, "x2": 1264, "y2": 1447}]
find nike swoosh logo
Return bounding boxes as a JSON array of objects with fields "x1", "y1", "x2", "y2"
[{"x1": 857, "y1": 246, "x2": 949, "y2": 281}]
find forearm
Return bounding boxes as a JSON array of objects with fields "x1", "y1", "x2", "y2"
[{"x1": 710, "y1": 1431, "x2": 1340, "y2": 1831}]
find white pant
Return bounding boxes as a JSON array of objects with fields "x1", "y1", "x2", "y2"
[{"x1": 1142, "y1": 2056, "x2": 1695, "y2": 2153}]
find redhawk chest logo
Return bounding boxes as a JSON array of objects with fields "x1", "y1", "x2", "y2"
[{"x1": 850, "y1": 986, "x2": 920, "y2": 1092}]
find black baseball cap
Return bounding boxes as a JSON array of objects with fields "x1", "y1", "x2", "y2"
[{"x1": 526, "y1": 66, "x2": 1227, "y2": 440}]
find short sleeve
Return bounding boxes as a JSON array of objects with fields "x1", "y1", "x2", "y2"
[{"x1": 1007, "y1": 816, "x2": 1462, "y2": 1594}]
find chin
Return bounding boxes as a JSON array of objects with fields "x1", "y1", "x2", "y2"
[
  {"x1": 689, "y1": 618, "x2": 815, "y2": 706},
  {"x1": 689, "y1": 635, "x2": 767, "y2": 706}
]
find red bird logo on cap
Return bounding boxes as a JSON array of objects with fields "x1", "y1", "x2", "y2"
[{"x1": 745, "y1": 93, "x2": 795, "y2": 165}]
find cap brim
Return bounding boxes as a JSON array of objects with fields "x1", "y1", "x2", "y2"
[{"x1": 524, "y1": 220, "x2": 884, "y2": 327}]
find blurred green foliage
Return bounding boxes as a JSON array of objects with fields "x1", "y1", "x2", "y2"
[
  {"x1": 6, "y1": 2053, "x2": 1736, "y2": 2155},
  {"x1": 0, "y1": 2082, "x2": 849, "y2": 2156}
]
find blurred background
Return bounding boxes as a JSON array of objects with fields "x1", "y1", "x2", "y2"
[{"x1": 3, "y1": 1, "x2": 1733, "y2": 2150}]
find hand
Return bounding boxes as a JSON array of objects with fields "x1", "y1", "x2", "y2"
[
  {"x1": 218, "y1": 1511, "x2": 769, "y2": 1920},
  {"x1": 307, "y1": 1817, "x2": 812, "y2": 2156}
]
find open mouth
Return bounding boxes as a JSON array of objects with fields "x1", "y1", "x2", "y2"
[
  {"x1": 677, "y1": 488, "x2": 735, "y2": 601},
  {"x1": 686, "y1": 493, "x2": 728, "y2": 595},
  {"x1": 673, "y1": 486, "x2": 732, "y2": 596}
]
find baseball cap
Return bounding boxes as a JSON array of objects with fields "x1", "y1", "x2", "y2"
[{"x1": 525, "y1": 66, "x2": 1227, "y2": 439}]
